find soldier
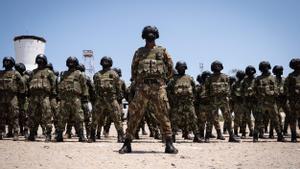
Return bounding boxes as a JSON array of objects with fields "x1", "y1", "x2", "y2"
[
  {"x1": 0, "y1": 57, "x2": 25, "y2": 140},
  {"x1": 15, "y1": 63, "x2": 30, "y2": 138},
  {"x1": 284, "y1": 58, "x2": 300, "y2": 142},
  {"x1": 56, "y1": 56, "x2": 88, "y2": 142},
  {"x1": 232, "y1": 71, "x2": 245, "y2": 137},
  {"x1": 205, "y1": 61, "x2": 240, "y2": 142},
  {"x1": 167, "y1": 61, "x2": 203, "y2": 143},
  {"x1": 89, "y1": 56, "x2": 124, "y2": 143},
  {"x1": 119, "y1": 26, "x2": 178, "y2": 154},
  {"x1": 253, "y1": 61, "x2": 285, "y2": 142},
  {"x1": 27, "y1": 54, "x2": 56, "y2": 142},
  {"x1": 240, "y1": 66, "x2": 255, "y2": 138}
]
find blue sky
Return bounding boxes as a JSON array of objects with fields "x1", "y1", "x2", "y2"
[{"x1": 0, "y1": 0, "x2": 299, "y2": 82}]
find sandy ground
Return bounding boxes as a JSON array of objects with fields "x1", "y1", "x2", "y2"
[{"x1": 1, "y1": 124, "x2": 300, "y2": 169}]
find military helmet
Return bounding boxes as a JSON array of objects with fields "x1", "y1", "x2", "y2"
[
  {"x1": 289, "y1": 58, "x2": 300, "y2": 70},
  {"x1": 142, "y1": 26, "x2": 159, "y2": 40},
  {"x1": 3, "y1": 56, "x2": 15, "y2": 66},
  {"x1": 35, "y1": 54, "x2": 48, "y2": 64},
  {"x1": 66, "y1": 56, "x2": 79, "y2": 67},
  {"x1": 259, "y1": 61, "x2": 271, "y2": 72},
  {"x1": 229, "y1": 76, "x2": 236, "y2": 85},
  {"x1": 100, "y1": 56, "x2": 113, "y2": 67},
  {"x1": 272, "y1": 65, "x2": 283, "y2": 75},
  {"x1": 245, "y1": 65, "x2": 256, "y2": 76},
  {"x1": 78, "y1": 63, "x2": 86, "y2": 72},
  {"x1": 211, "y1": 60, "x2": 223, "y2": 72},
  {"x1": 196, "y1": 74, "x2": 202, "y2": 83},
  {"x1": 15, "y1": 63, "x2": 26, "y2": 73},
  {"x1": 236, "y1": 70, "x2": 245, "y2": 80},
  {"x1": 175, "y1": 61, "x2": 187, "y2": 70},
  {"x1": 201, "y1": 71, "x2": 211, "y2": 82}
]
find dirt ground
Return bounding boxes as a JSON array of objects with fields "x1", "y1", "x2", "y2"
[{"x1": 1, "y1": 124, "x2": 300, "y2": 169}]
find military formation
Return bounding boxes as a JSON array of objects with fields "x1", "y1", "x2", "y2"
[{"x1": 0, "y1": 26, "x2": 300, "y2": 154}]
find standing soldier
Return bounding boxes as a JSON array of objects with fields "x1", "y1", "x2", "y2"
[
  {"x1": 15, "y1": 63, "x2": 30, "y2": 138},
  {"x1": 232, "y1": 71, "x2": 246, "y2": 137},
  {"x1": 56, "y1": 57, "x2": 88, "y2": 142},
  {"x1": 27, "y1": 54, "x2": 56, "y2": 142},
  {"x1": 0, "y1": 57, "x2": 25, "y2": 140},
  {"x1": 205, "y1": 61, "x2": 240, "y2": 142},
  {"x1": 285, "y1": 58, "x2": 300, "y2": 142},
  {"x1": 253, "y1": 61, "x2": 285, "y2": 142},
  {"x1": 119, "y1": 26, "x2": 178, "y2": 154},
  {"x1": 167, "y1": 61, "x2": 203, "y2": 143},
  {"x1": 89, "y1": 56, "x2": 124, "y2": 143}
]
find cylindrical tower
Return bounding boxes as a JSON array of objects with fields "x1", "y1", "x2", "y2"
[{"x1": 14, "y1": 35, "x2": 46, "y2": 70}]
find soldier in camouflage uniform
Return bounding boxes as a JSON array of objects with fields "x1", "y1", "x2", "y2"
[
  {"x1": 27, "y1": 54, "x2": 56, "y2": 142},
  {"x1": 167, "y1": 61, "x2": 203, "y2": 143},
  {"x1": 224, "y1": 76, "x2": 237, "y2": 135},
  {"x1": 232, "y1": 71, "x2": 245, "y2": 137},
  {"x1": 0, "y1": 57, "x2": 25, "y2": 140},
  {"x1": 89, "y1": 56, "x2": 124, "y2": 143},
  {"x1": 119, "y1": 26, "x2": 178, "y2": 154},
  {"x1": 253, "y1": 61, "x2": 285, "y2": 142},
  {"x1": 15, "y1": 63, "x2": 30, "y2": 138},
  {"x1": 284, "y1": 58, "x2": 300, "y2": 142},
  {"x1": 240, "y1": 66, "x2": 255, "y2": 138},
  {"x1": 205, "y1": 61, "x2": 240, "y2": 142},
  {"x1": 56, "y1": 57, "x2": 88, "y2": 142}
]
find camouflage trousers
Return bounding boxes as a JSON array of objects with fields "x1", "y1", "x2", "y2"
[
  {"x1": 144, "y1": 104, "x2": 161, "y2": 136},
  {"x1": 91, "y1": 96, "x2": 123, "y2": 134},
  {"x1": 125, "y1": 84, "x2": 172, "y2": 140},
  {"x1": 18, "y1": 96, "x2": 28, "y2": 134},
  {"x1": 103, "y1": 103, "x2": 123, "y2": 134},
  {"x1": 170, "y1": 98, "x2": 199, "y2": 135},
  {"x1": 254, "y1": 99, "x2": 282, "y2": 136},
  {"x1": 28, "y1": 94, "x2": 52, "y2": 135},
  {"x1": 233, "y1": 100, "x2": 244, "y2": 132},
  {"x1": 288, "y1": 99, "x2": 300, "y2": 132},
  {"x1": 241, "y1": 99, "x2": 254, "y2": 134},
  {"x1": 199, "y1": 105, "x2": 221, "y2": 135},
  {"x1": 57, "y1": 95, "x2": 84, "y2": 132},
  {"x1": 210, "y1": 96, "x2": 234, "y2": 135},
  {"x1": 0, "y1": 94, "x2": 19, "y2": 134},
  {"x1": 50, "y1": 98, "x2": 59, "y2": 129}
]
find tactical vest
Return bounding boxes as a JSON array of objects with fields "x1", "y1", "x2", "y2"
[
  {"x1": 210, "y1": 78, "x2": 229, "y2": 96},
  {"x1": 243, "y1": 78, "x2": 255, "y2": 97},
  {"x1": 29, "y1": 69, "x2": 52, "y2": 93},
  {"x1": 276, "y1": 78, "x2": 285, "y2": 95},
  {"x1": 137, "y1": 47, "x2": 166, "y2": 80},
  {"x1": 58, "y1": 70, "x2": 82, "y2": 95},
  {"x1": 95, "y1": 71, "x2": 116, "y2": 95},
  {"x1": 257, "y1": 76, "x2": 276, "y2": 96},
  {"x1": 233, "y1": 82, "x2": 242, "y2": 97},
  {"x1": 0, "y1": 70, "x2": 19, "y2": 93},
  {"x1": 174, "y1": 76, "x2": 193, "y2": 97}
]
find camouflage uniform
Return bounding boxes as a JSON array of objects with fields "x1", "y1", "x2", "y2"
[
  {"x1": 28, "y1": 67, "x2": 56, "y2": 140},
  {"x1": 0, "y1": 66, "x2": 25, "y2": 139},
  {"x1": 91, "y1": 69, "x2": 124, "y2": 142},
  {"x1": 232, "y1": 77, "x2": 244, "y2": 136},
  {"x1": 57, "y1": 68, "x2": 88, "y2": 142}
]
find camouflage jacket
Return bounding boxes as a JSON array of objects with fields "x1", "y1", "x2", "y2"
[
  {"x1": 0, "y1": 69, "x2": 25, "y2": 95},
  {"x1": 205, "y1": 72, "x2": 230, "y2": 98},
  {"x1": 29, "y1": 67, "x2": 56, "y2": 96}
]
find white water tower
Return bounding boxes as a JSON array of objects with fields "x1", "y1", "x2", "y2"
[{"x1": 14, "y1": 35, "x2": 46, "y2": 70}]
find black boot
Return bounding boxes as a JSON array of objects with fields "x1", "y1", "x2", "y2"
[
  {"x1": 291, "y1": 130, "x2": 297, "y2": 143},
  {"x1": 259, "y1": 129, "x2": 267, "y2": 139},
  {"x1": 119, "y1": 138, "x2": 132, "y2": 154},
  {"x1": 172, "y1": 134, "x2": 176, "y2": 143},
  {"x1": 229, "y1": 132, "x2": 240, "y2": 143},
  {"x1": 28, "y1": 130, "x2": 36, "y2": 141},
  {"x1": 117, "y1": 130, "x2": 124, "y2": 143},
  {"x1": 45, "y1": 131, "x2": 51, "y2": 142},
  {"x1": 234, "y1": 129, "x2": 239, "y2": 137},
  {"x1": 88, "y1": 129, "x2": 96, "y2": 143},
  {"x1": 249, "y1": 129, "x2": 253, "y2": 137},
  {"x1": 269, "y1": 129, "x2": 274, "y2": 139},
  {"x1": 253, "y1": 132, "x2": 259, "y2": 142},
  {"x1": 217, "y1": 129, "x2": 225, "y2": 140},
  {"x1": 56, "y1": 130, "x2": 64, "y2": 142},
  {"x1": 204, "y1": 132, "x2": 210, "y2": 143},
  {"x1": 210, "y1": 133, "x2": 216, "y2": 138},
  {"x1": 165, "y1": 136, "x2": 178, "y2": 154},
  {"x1": 193, "y1": 133, "x2": 204, "y2": 143},
  {"x1": 277, "y1": 133, "x2": 286, "y2": 142},
  {"x1": 78, "y1": 129, "x2": 87, "y2": 142},
  {"x1": 135, "y1": 130, "x2": 140, "y2": 139},
  {"x1": 154, "y1": 130, "x2": 161, "y2": 140},
  {"x1": 13, "y1": 132, "x2": 19, "y2": 141}
]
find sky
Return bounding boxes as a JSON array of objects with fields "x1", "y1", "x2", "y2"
[{"x1": 0, "y1": 0, "x2": 299, "y2": 82}]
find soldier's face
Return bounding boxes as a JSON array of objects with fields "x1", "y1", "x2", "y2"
[
  {"x1": 177, "y1": 67, "x2": 186, "y2": 75},
  {"x1": 260, "y1": 66, "x2": 269, "y2": 73},
  {"x1": 3, "y1": 60, "x2": 12, "y2": 69},
  {"x1": 36, "y1": 58, "x2": 45, "y2": 66},
  {"x1": 145, "y1": 33, "x2": 156, "y2": 42}
]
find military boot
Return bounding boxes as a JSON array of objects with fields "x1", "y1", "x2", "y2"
[
  {"x1": 291, "y1": 129, "x2": 297, "y2": 143},
  {"x1": 119, "y1": 138, "x2": 132, "y2": 154},
  {"x1": 193, "y1": 133, "x2": 204, "y2": 143},
  {"x1": 117, "y1": 130, "x2": 124, "y2": 143},
  {"x1": 0, "y1": 133, "x2": 3, "y2": 140},
  {"x1": 249, "y1": 129, "x2": 254, "y2": 137},
  {"x1": 165, "y1": 136, "x2": 178, "y2": 154},
  {"x1": 154, "y1": 130, "x2": 161, "y2": 140},
  {"x1": 204, "y1": 132, "x2": 210, "y2": 143},
  {"x1": 253, "y1": 132, "x2": 259, "y2": 142},
  {"x1": 210, "y1": 133, "x2": 216, "y2": 138},
  {"x1": 28, "y1": 130, "x2": 36, "y2": 141},
  {"x1": 277, "y1": 133, "x2": 286, "y2": 142},
  {"x1": 96, "y1": 131, "x2": 101, "y2": 139},
  {"x1": 269, "y1": 129, "x2": 274, "y2": 139},
  {"x1": 56, "y1": 130, "x2": 64, "y2": 142},
  {"x1": 234, "y1": 129, "x2": 240, "y2": 137},
  {"x1": 45, "y1": 132, "x2": 51, "y2": 142},
  {"x1": 13, "y1": 132, "x2": 19, "y2": 141},
  {"x1": 228, "y1": 132, "x2": 240, "y2": 143},
  {"x1": 78, "y1": 129, "x2": 87, "y2": 142},
  {"x1": 259, "y1": 129, "x2": 267, "y2": 139},
  {"x1": 6, "y1": 131, "x2": 13, "y2": 138},
  {"x1": 172, "y1": 134, "x2": 176, "y2": 143},
  {"x1": 217, "y1": 129, "x2": 225, "y2": 140},
  {"x1": 88, "y1": 129, "x2": 96, "y2": 143}
]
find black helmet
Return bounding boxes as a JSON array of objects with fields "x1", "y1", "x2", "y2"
[
  {"x1": 100, "y1": 56, "x2": 113, "y2": 67},
  {"x1": 78, "y1": 63, "x2": 86, "y2": 72},
  {"x1": 236, "y1": 70, "x2": 245, "y2": 80},
  {"x1": 113, "y1": 67, "x2": 122, "y2": 77},
  {"x1": 142, "y1": 26, "x2": 159, "y2": 40},
  {"x1": 245, "y1": 65, "x2": 256, "y2": 76},
  {"x1": 196, "y1": 74, "x2": 202, "y2": 83},
  {"x1": 201, "y1": 71, "x2": 211, "y2": 82},
  {"x1": 272, "y1": 65, "x2": 283, "y2": 75},
  {"x1": 175, "y1": 61, "x2": 187, "y2": 70},
  {"x1": 289, "y1": 58, "x2": 300, "y2": 70},
  {"x1": 3, "y1": 56, "x2": 15, "y2": 67},
  {"x1": 66, "y1": 56, "x2": 79, "y2": 68},
  {"x1": 229, "y1": 76, "x2": 236, "y2": 85},
  {"x1": 211, "y1": 60, "x2": 223, "y2": 72},
  {"x1": 35, "y1": 54, "x2": 48, "y2": 65},
  {"x1": 15, "y1": 63, "x2": 26, "y2": 73},
  {"x1": 259, "y1": 61, "x2": 271, "y2": 72}
]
